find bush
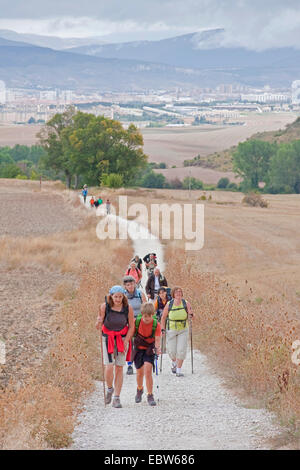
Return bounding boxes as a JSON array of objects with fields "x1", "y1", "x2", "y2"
[
  {"x1": 101, "y1": 173, "x2": 124, "y2": 188},
  {"x1": 217, "y1": 177, "x2": 230, "y2": 189},
  {"x1": 141, "y1": 171, "x2": 166, "y2": 188},
  {"x1": 242, "y1": 192, "x2": 268, "y2": 208},
  {"x1": 182, "y1": 177, "x2": 204, "y2": 190},
  {"x1": 168, "y1": 178, "x2": 183, "y2": 189},
  {"x1": 16, "y1": 174, "x2": 28, "y2": 180},
  {"x1": 227, "y1": 182, "x2": 238, "y2": 191}
]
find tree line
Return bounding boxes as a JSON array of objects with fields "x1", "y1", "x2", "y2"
[{"x1": 233, "y1": 139, "x2": 300, "y2": 193}]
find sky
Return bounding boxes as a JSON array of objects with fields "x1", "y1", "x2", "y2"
[{"x1": 0, "y1": 0, "x2": 300, "y2": 49}]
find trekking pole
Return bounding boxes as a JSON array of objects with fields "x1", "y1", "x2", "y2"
[
  {"x1": 100, "y1": 330, "x2": 106, "y2": 407},
  {"x1": 189, "y1": 318, "x2": 194, "y2": 374},
  {"x1": 154, "y1": 350, "x2": 160, "y2": 404},
  {"x1": 160, "y1": 333, "x2": 164, "y2": 373}
]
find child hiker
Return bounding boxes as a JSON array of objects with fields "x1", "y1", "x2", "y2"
[{"x1": 132, "y1": 302, "x2": 161, "y2": 406}]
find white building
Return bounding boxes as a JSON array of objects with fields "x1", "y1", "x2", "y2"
[
  {"x1": 0, "y1": 80, "x2": 6, "y2": 104},
  {"x1": 292, "y1": 80, "x2": 300, "y2": 105}
]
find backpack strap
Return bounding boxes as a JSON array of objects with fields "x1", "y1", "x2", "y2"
[{"x1": 135, "y1": 314, "x2": 158, "y2": 338}]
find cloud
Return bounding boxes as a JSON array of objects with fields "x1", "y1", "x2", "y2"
[{"x1": 0, "y1": 0, "x2": 300, "y2": 49}]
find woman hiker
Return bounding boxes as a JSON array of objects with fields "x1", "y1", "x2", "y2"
[
  {"x1": 96, "y1": 285, "x2": 135, "y2": 408},
  {"x1": 153, "y1": 286, "x2": 172, "y2": 322},
  {"x1": 132, "y1": 302, "x2": 161, "y2": 406},
  {"x1": 160, "y1": 286, "x2": 193, "y2": 377},
  {"x1": 124, "y1": 261, "x2": 142, "y2": 286},
  {"x1": 123, "y1": 275, "x2": 147, "y2": 375}
]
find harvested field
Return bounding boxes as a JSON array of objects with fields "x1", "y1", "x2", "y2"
[
  {"x1": 142, "y1": 112, "x2": 297, "y2": 169},
  {"x1": 154, "y1": 165, "x2": 240, "y2": 184},
  {"x1": 0, "y1": 125, "x2": 42, "y2": 147}
]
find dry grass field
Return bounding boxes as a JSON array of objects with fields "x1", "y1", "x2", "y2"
[{"x1": 0, "y1": 180, "x2": 132, "y2": 449}]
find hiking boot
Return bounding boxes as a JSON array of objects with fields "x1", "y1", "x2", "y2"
[
  {"x1": 147, "y1": 394, "x2": 157, "y2": 406},
  {"x1": 112, "y1": 396, "x2": 122, "y2": 408},
  {"x1": 171, "y1": 364, "x2": 177, "y2": 374},
  {"x1": 127, "y1": 365, "x2": 134, "y2": 375},
  {"x1": 105, "y1": 387, "x2": 114, "y2": 405},
  {"x1": 135, "y1": 388, "x2": 144, "y2": 403},
  {"x1": 176, "y1": 372, "x2": 184, "y2": 377}
]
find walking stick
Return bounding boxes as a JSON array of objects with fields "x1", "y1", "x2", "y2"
[
  {"x1": 100, "y1": 329, "x2": 106, "y2": 407},
  {"x1": 189, "y1": 319, "x2": 194, "y2": 374},
  {"x1": 160, "y1": 333, "x2": 164, "y2": 373},
  {"x1": 154, "y1": 350, "x2": 160, "y2": 404}
]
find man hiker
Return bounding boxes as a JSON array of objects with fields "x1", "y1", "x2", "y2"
[
  {"x1": 160, "y1": 286, "x2": 193, "y2": 377},
  {"x1": 123, "y1": 275, "x2": 147, "y2": 375},
  {"x1": 82, "y1": 185, "x2": 88, "y2": 204},
  {"x1": 96, "y1": 285, "x2": 135, "y2": 408},
  {"x1": 132, "y1": 302, "x2": 161, "y2": 406},
  {"x1": 146, "y1": 268, "x2": 168, "y2": 301},
  {"x1": 106, "y1": 199, "x2": 111, "y2": 214}
]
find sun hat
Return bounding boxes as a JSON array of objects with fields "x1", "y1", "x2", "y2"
[{"x1": 109, "y1": 285, "x2": 126, "y2": 295}]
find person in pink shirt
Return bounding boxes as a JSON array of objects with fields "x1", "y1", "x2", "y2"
[{"x1": 125, "y1": 261, "x2": 142, "y2": 286}]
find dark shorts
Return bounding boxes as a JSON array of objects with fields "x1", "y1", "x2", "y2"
[{"x1": 133, "y1": 349, "x2": 155, "y2": 370}]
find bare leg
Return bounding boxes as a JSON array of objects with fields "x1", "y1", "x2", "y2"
[
  {"x1": 136, "y1": 365, "x2": 144, "y2": 389},
  {"x1": 144, "y1": 362, "x2": 153, "y2": 395},
  {"x1": 105, "y1": 364, "x2": 114, "y2": 388},
  {"x1": 114, "y1": 365, "x2": 124, "y2": 396},
  {"x1": 176, "y1": 359, "x2": 184, "y2": 368}
]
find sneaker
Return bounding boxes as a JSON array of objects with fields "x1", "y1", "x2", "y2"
[
  {"x1": 105, "y1": 387, "x2": 114, "y2": 405},
  {"x1": 171, "y1": 364, "x2": 177, "y2": 374},
  {"x1": 112, "y1": 396, "x2": 122, "y2": 408},
  {"x1": 135, "y1": 388, "x2": 144, "y2": 403},
  {"x1": 176, "y1": 372, "x2": 184, "y2": 377},
  {"x1": 127, "y1": 365, "x2": 134, "y2": 375},
  {"x1": 147, "y1": 394, "x2": 157, "y2": 406}
]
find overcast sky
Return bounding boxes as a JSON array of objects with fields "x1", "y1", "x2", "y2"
[{"x1": 0, "y1": 0, "x2": 300, "y2": 49}]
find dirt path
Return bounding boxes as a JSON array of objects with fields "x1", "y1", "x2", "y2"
[{"x1": 71, "y1": 198, "x2": 283, "y2": 450}]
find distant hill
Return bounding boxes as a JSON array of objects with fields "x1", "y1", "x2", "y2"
[
  {"x1": 0, "y1": 41, "x2": 230, "y2": 90},
  {"x1": 68, "y1": 30, "x2": 300, "y2": 71},
  {"x1": 1, "y1": 31, "x2": 300, "y2": 90},
  {"x1": 0, "y1": 29, "x2": 107, "y2": 50}
]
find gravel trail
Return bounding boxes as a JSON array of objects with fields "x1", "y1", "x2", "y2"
[{"x1": 71, "y1": 196, "x2": 283, "y2": 450}]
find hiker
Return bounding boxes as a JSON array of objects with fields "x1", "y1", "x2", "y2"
[
  {"x1": 132, "y1": 302, "x2": 161, "y2": 406},
  {"x1": 143, "y1": 253, "x2": 157, "y2": 273},
  {"x1": 125, "y1": 262, "x2": 142, "y2": 285},
  {"x1": 98, "y1": 196, "x2": 103, "y2": 205},
  {"x1": 123, "y1": 275, "x2": 147, "y2": 375},
  {"x1": 94, "y1": 198, "x2": 100, "y2": 208},
  {"x1": 146, "y1": 268, "x2": 168, "y2": 301},
  {"x1": 106, "y1": 199, "x2": 111, "y2": 214},
  {"x1": 131, "y1": 255, "x2": 143, "y2": 272},
  {"x1": 96, "y1": 285, "x2": 135, "y2": 408},
  {"x1": 82, "y1": 185, "x2": 88, "y2": 204},
  {"x1": 153, "y1": 287, "x2": 172, "y2": 322},
  {"x1": 160, "y1": 287, "x2": 193, "y2": 377},
  {"x1": 90, "y1": 196, "x2": 95, "y2": 207}
]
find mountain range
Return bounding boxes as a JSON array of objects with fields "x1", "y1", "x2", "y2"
[{"x1": 0, "y1": 29, "x2": 300, "y2": 91}]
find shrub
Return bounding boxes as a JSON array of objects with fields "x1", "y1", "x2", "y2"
[
  {"x1": 101, "y1": 173, "x2": 123, "y2": 188},
  {"x1": 217, "y1": 177, "x2": 230, "y2": 189},
  {"x1": 242, "y1": 192, "x2": 268, "y2": 208},
  {"x1": 169, "y1": 178, "x2": 183, "y2": 189}
]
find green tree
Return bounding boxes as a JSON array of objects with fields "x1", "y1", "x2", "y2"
[
  {"x1": 38, "y1": 109, "x2": 147, "y2": 188},
  {"x1": 233, "y1": 140, "x2": 276, "y2": 189},
  {"x1": 268, "y1": 141, "x2": 300, "y2": 193},
  {"x1": 101, "y1": 173, "x2": 124, "y2": 188}
]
